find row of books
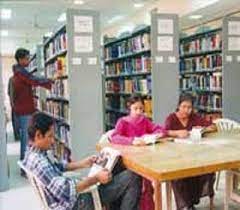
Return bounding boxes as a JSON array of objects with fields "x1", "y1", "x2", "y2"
[
  {"x1": 180, "y1": 54, "x2": 222, "y2": 73},
  {"x1": 53, "y1": 140, "x2": 71, "y2": 163},
  {"x1": 45, "y1": 101, "x2": 69, "y2": 122},
  {"x1": 105, "y1": 77, "x2": 151, "y2": 94},
  {"x1": 180, "y1": 33, "x2": 222, "y2": 55},
  {"x1": 46, "y1": 56, "x2": 67, "y2": 78},
  {"x1": 47, "y1": 79, "x2": 69, "y2": 99},
  {"x1": 105, "y1": 56, "x2": 151, "y2": 76},
  {"x1": 55, "y1": 123, "x2": 70, "y2": 146},
  {"x1": 195, "y1": 94, "x2": 222, "y2": 110},
  {"x1": 45, "y1": 32, "x2": 67, "y2": 60},
  {"x1": 104, "y1": 33, "x2": 150, "y2": 60},
  {"x1": 180, "y1": 73, "x2": 222, "y2": 91}
]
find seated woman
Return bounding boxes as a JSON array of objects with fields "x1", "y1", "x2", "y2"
[
  {"x1": 165, "y1": 93, "x2": 217, "y2": 210},
  {"x1": 110, "y1": 94, "x2": 167, "y2": 210}
]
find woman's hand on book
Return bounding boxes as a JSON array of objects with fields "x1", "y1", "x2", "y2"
[
  {"x1": 175, "y1": 130, "x2": 189, "y2": 138},
  {"x1": 96, "y1": 169, "x2": 112, "y2": 184}
]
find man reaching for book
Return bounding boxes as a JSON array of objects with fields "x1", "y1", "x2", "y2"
[{"x1": 23, "y1": 112, "x2": 141, "y2": 210}]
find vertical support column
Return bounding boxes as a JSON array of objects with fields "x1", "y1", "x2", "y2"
[
  {"x1": 0, "y1": 55, "x2": 9, "y2": 191},
  {"x1": 66, "y1": 9, "x2": 103, "y2": 160},
  {"x1": 151, "y1": 12, "x2": 179, "y2": 124},
  {"x1": 222, "y1": 17, "x2": 240, "y2": 121}
]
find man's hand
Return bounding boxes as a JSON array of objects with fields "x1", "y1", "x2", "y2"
[
  {"x1": 80, "y1": 155, "x2": 97, "y2": 168},
  {"x1": 95, "y1": 169, "x2": 112, "y2": 184}
]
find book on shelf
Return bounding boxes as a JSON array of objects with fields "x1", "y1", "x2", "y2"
[
  {"x1": 105, "y1": 55, "x2": 151, "y2": 76},
  {"x1": 46, "y1": 55, "x2": 67, "y2": 78},
  {"x1": 180, "y1": 32, "x2": 222, "y2": 56},
  {"x1": 104, "y1": 32, "x2": 150, "y2": 60},
  {"x1": 88, "y1": 147, "x2": 121, "y2": 177},
  {"x1": 180, "y1": 54, "x2": 222, "y2": 73},
  {"x1": 45, "y1": 32, "x2": 67, "y2": 60},
  {"x1": 180, "y1": 73, "x2": 222, "y2": 91},
  {"x1": 48, "y1": 79, "x2": 69, "y2": 99},
  {"x1": 45, "y1": 101, "x2": 69, "y2": 121},
  {"x1": 53, "y1": 140, "x2": 71, "y2": 162}
]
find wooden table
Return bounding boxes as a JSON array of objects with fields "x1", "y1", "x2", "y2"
[{"x1": 97, "y1": 132, "x2": 240, "y2": 210}]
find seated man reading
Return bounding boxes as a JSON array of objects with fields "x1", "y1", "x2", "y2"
[{"x1": 23, "y1": 112, "x2": 141, "y2": 210}]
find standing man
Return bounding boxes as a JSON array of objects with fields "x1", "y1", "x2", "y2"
[{"x1": 12, "y1": 48, "x2": 53, "y2": 175}]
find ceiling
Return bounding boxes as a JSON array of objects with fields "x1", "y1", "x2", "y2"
[{"x1": 1, "y1": 0, "x2": 240, "y2": 55}]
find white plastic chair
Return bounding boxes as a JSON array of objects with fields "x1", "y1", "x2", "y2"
[
  {"x1": 213, "y1": 118, "x2": 240, "y2": 133},
  {"x1": 18, "y1": 161, "x2": 103, "y2": 210},
  {"x1": 99, "y1": 129, "x2": 114, "y2": 144},
  {"x1": 214, "y1": 118, "x2": 240, "y2": 190}
]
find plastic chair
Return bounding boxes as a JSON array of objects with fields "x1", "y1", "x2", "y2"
[
  {"x1": 214, "y1": 119, "x2": 240, "y2": 191},
  {"x1": 18, "y1": 161, "x2": 102, "y2": 210}
]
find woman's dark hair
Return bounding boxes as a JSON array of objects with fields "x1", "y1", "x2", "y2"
[
  {"x1": 28, "y1": 112, "x2": 54, "y2": 141},
  {"x1": 126, "y1": 94, "x2": 144, "y2": 109},
  {"x1": 177, "y1": 93, "x2": 194, "y2": 107},
  {"x1": 14, "y1": 48, "x2": 30, "y2": 63}
]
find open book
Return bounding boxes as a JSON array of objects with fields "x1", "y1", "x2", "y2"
[
  {"x1": 134, "y1": 133, "x2": 163, "y2": 145},
  {"x1": 174, "y1": 127, "x2": 207, "y2": 144},
  {"x1": 88, "y1": 147, "x2": 121, "y2": 177}
]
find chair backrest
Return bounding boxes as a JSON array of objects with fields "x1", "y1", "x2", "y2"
[
  {"x1": 99, "y1": 129, "x2": 115, "y2": 144},
  {"x1": 214, "y1": 118, "x2": 240, "y2": 133},
  {"x1": 17, "y1": 161, "x2": 49, "y2": 210},
  {"x1": 18, "y1": 161, "x2": 103, "y2": 210}
]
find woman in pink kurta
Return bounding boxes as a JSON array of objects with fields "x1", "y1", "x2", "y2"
[
  {"x1": 165, "y1": 93, "x2": 217, "y2": 210},
  {"x1": 110, "y1": 94, "x2": 167, "y2": 210}
]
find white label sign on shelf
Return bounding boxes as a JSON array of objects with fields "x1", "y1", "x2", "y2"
[
  {"x1": 74, "y1": 36, "x2": 93, "y2": 53},
  {"x1": 226, "y1": 55, "x2": 233, "y2": 62},
  {"x1": 158, "y1": 19, "x2": 174, "y2": 34},
  {"x1": 157, "y1": 36, "x2": 173, "y2": 51},
  {"x1": 155, "y1": 56, "x2": 163, "y2": 63},
  {"x1": 228, "y1": 21, "x2": 240, "y2": 35},
  {"x1": 228, "y1": 37, "x2": 240, "y2": 51},
  {"x1": 168, "y1": 56, "x2": 176, "y2": 63},
  {"x1": 237, "y1": 56, "x2": 240, "y2": 63},
  {"x1": 74, "y1": 16, "x2": 93, "y2": 33},
  {"x1": 88, "y1": 57, "x2": 97, "y2": 65},
  {"x1": 72, "y1": 57, "x2": 82, "y2": 65}
]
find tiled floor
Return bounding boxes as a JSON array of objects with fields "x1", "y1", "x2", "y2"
[{"x1": 0, "y1": 124, "x2": 240, "y2": 210}]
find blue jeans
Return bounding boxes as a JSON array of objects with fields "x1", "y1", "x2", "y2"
[
  {"x1": 16, "y1": 115, "x2": 31, "y2": 160},
  {"x1": 73, "y1": 170, "x2": 141, "y2": 210}
]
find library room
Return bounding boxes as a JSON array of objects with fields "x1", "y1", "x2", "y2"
[{"x1": 1, "y1": 0, "x2": 240, "y2": 210}]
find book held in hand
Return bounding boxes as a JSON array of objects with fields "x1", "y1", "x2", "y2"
[{"x1": 88, "y1": 147, "x2": 121, "y2": 177}]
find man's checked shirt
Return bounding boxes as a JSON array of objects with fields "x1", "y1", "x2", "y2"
[{"x1": 23, "y1": 146, "x2": 77, "y2": 210}]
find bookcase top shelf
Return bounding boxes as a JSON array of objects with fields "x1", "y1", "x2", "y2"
[
  {"x1": 180, "y1": 28, "x2": 222, "y2": 43},
  {"x1": 44, "y1": 24, "x2": 66, "y2": 47},
  {"x1": 104, "y1": 26, "x2": 150, "y2": 47},
  {"x1": 105, "y1": 50, "x2": 151, "y2": 63}
]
